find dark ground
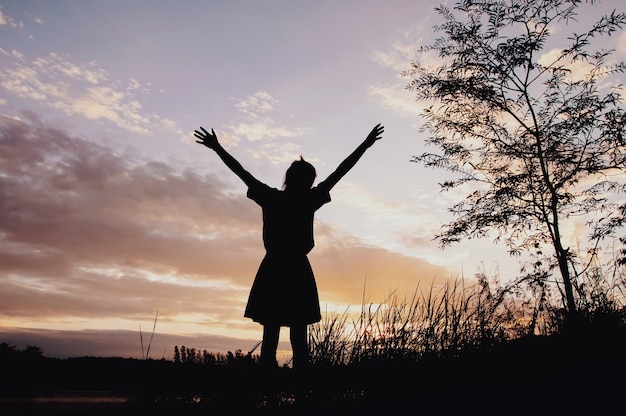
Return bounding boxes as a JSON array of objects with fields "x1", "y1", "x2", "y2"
[{"x1": 2, "y1": 327, "x2": 624, "y2": 415}]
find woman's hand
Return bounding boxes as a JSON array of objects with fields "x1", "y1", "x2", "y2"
[
  {"x1": 364, "y1": 123, "x2": 384, "y2": 147},
  {"x1": 194, "y1": 127, "x2": 219, "y2": 150}
]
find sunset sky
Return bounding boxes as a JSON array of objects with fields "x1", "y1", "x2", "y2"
[{"x1": 1, "y1": 0, "x2": 624, "y2": 361}]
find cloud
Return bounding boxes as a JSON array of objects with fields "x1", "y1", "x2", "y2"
[
  {"x1": 0, "y1": 48, "x2": 24, "y2": 61},
  {"x1": 0, "y1": 113, "x2": 258, "y2": 317},
  {"x1": 226, "y1": 91, "x2": 313, "y2": 165},
  {"x1": 230, "y1": 120, "x2": 304, "y2": 143},
  {"x1": 368, "y1": 83, "x2": 424, "y2": 118},
  {"x1": 619, "y1": 31, "x2": 626, "y2": 56},
  {"x1": 0, "y1": 7, "x2": 23, "y2": 30},
  {"x1": 312, "y1": 242, "x2": 453, "y2": 305},
  {"x1": 332, "y1": 182, "x2": 441, "y2": 241},
  {"x1": 235, "y1": 91, "x2": 277, "y2": 117},
  {"x1": 370, "y1": 29, "x2": 425, "y2": 73},
  {"x1": 229, "y1": 91, "x2": 311, "y2": 142},
  {"x1": 0, "y1": 52, "x2": 183, "y2": 137},
  {"x1": 537, "y1": 48, "x2": 597, "y2": 82},
  {"x1": 368, "y1": 22, "x2": 441, "y2": 118}
]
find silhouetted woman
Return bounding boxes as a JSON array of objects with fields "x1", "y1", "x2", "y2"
[{"x1": 194, "y1": 123, "x2": 384, "y2": 369}]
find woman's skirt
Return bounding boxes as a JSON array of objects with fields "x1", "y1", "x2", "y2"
[{"x1": 244, "y1": 252, "x2": 321, "y2": 326}]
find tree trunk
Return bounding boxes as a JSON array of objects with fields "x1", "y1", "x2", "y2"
[{"x1": 554, "y1": 239, "x2": 577, "y2": 318}]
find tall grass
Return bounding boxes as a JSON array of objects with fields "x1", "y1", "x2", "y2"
[
  {"x1": 140, "y1": 310, "x2": 159, "y2": 360},
  {"x1": 308, "y1": 271, "x2": 625, "y2": 366}
]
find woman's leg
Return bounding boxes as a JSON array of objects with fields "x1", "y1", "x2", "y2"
[
  {"x1": 260, "y1": 324, "x2": 280, "y2": 368},
  {"x1": 290, "y1": 324, "x2": 310, "y2": 370}
]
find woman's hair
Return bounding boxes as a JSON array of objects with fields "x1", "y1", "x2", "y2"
[{"x1": 283, "y1": 156, "x2": 316, "y2": 190}]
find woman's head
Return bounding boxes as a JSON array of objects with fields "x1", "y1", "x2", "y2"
[{"x1": 284, "y1": 156, "x2": 316, "y2": 190}]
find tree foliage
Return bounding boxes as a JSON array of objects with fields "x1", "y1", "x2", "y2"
[{"x1": 404, "y1": 0, "x2": 626, "y2": 316}]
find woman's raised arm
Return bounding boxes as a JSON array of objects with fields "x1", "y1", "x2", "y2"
[
  {"x1": 320, "y1": 123, "x2": 384, "y2": 191},
  {"x1": 194, "y1": 127, "x2": 259, "y2": 188}
]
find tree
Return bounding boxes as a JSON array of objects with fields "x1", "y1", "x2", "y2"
[
  {"x1": 403, "y1": 0, "x2": 626, "y2": 320},
  {"x1": 24, "y1": 345, "x2": 44, "y2": 359}
]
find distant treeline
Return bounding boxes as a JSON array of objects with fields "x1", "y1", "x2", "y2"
[
  {"x1": 0, "y1": 342, "x2": 259, "y2": 367},
  {"x1": 1, "y1": 343, "x2": 261, "y2": 396},
  {"x1": 172, "y1": 345, "x2": 259, "y2": 366},
  {"x1": 0, "y1": 342, "x2": 44, "y2": 360}
]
